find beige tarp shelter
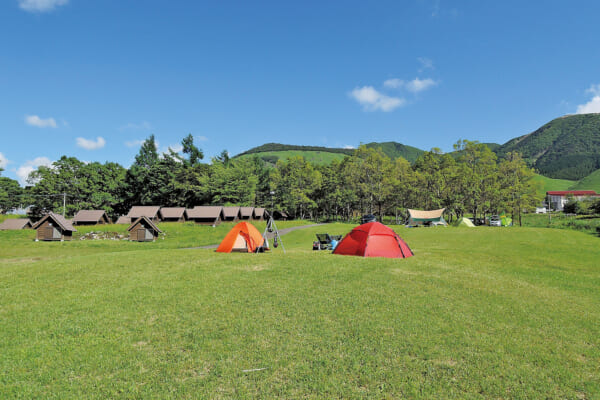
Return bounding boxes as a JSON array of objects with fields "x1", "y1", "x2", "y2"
[{"x1": 407, "y1": 208, "x2": 447, "y2": 226}]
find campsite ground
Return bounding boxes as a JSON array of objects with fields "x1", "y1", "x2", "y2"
[{"x1": 1, "y1": 222, "x2": 599, "y2": 398}]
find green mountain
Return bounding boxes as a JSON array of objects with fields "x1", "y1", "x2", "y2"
[
  {"x1": 495, "y1": 114, "x2": 600, "y2": 180},
  {"x1": 363, "y1": 142, "x2": 424, "y2": 163},
  {"x1": 234, "y1": 142, "x2": 425, "y2": 165},
  {"x1": 568, "y1": 168, "x2": 600, "y2": 192}
]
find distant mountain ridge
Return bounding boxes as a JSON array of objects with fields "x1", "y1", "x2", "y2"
[
  {"x1": 496, "y1": 113, "x2": 600, "y2": 180},
  {"x1": 234, "y1": 113, "x2": 600, "y2": 181}
]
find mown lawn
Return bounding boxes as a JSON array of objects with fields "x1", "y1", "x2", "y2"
[{"x1": 1, "y1": 222, "x2": 599, "y2": 398}]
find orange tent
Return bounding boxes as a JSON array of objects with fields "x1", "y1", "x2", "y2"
[
  {"x1": 333, "y1": 222, "x2": 413, "y2": 259},
  {"x1": 216, "y1": 222, "x2": 266, "y2": 253}
]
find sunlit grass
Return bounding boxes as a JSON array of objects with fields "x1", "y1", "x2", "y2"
[{"x1": 0, "y1": 223, "x2": 599, "y2": 398}]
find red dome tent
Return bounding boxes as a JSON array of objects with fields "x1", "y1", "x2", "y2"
[{"x1": 333, "y1": 222, "x2": 413, "y2": 259}]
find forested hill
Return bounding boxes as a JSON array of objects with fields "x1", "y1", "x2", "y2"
[
  {"x1": 495, "y1": 113, "x2": 600, "y2": 180},
  {"x1": 234, "y1": 142, "x2": 424, "y2": 164},
  {"x1": 363, "y1": 142, "x2": 424, "y2": 163},
  {"x1": 236, "y1": 143, "x2": 354, "y2": 157}
]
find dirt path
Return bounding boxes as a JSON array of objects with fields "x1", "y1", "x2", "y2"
[{"x1": 189, "y1": 223, "x2": 326, "y2": 249}]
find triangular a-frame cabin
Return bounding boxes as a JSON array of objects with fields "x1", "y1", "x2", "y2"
[
  {"x1": 127, "y1": 216, "x2": 162, "y2": 242},
  {"x1": 159, "y1": 207, "x2": 186, "y2": 222},
  {"x1": 0, "y1": 218, "x2": 33, "y2": 230},
  {"x1": 216, "y1": 222, "x2": 266, "y2": 253},
  {"x1": 32, "y1": 212, "x2": 77, "y2": 241},
  {"x1": 239, "y1": 207, "x2": 254, "y2": 220},
  {"x1": 127, "y1": 206, "x2": 161, "y2": 222},
  {"x1": 222, "y1": 207, "x2": 241, "y2": 222},
  {"x1": 72, "y1": 210, "x2": 112, "y2": 225},
  {"x1": 185, "y1": 206, "x2": 224, "y2": 226},
  {"x1": 252, "y1": 208, "x2": 268, "y2": 221},
  {"x1": 115, "y1": 216, "x2": 131, "y2": 224},
  {"x1": 333, "y1": 222, "x2": 413, "y2": 259},
  {"x1": 407, "y1": 208, "x2": 447, "y2": 226}
]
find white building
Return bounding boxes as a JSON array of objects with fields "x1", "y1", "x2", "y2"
[{"x1": 546, "y1": 191, "x2": 600, "y2": 211}]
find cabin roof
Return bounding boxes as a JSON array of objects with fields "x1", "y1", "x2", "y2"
[{"x1": 32, "y1": 212, "x2": 77, "y2": 232}]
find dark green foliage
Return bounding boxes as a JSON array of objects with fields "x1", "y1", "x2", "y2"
[
  {"x1": 363, "y1": 141, "x2": 425, "y2": 163},
  {"x1": 260, "y1": 155, "x2": 279, "y2": 164},
  {"x1": 0, "y1": 177, "x2": 23, "y2": 212},
  {"x1": 496, "y1": 114, "x2": 600, "y2": 180},
  {"x1": 181, "y1": 133, "x2": 204, "y2": 165}
]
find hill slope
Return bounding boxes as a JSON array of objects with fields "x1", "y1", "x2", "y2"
[
  {"x1": 496, "y1": 114, "x2": 600, "y2": 180},
  {"x1": 568, "y1": 168, "x2": 600, "y2": 192},
  {"x1": 234, "y1": 142, "x2": 425, "y2": 164}
]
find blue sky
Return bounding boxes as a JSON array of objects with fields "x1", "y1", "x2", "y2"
[{"x1": 1, "y1": 0, "x2": 599, "y2": 185}]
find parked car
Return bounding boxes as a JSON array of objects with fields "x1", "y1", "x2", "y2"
[
  {"x1": 361, "y1": 214, "x2": 377, "y2": 224},
  {"x1": 489, "y1": 215, "x2": 502, "y2": 226}
]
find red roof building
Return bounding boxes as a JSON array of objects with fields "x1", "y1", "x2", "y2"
[{"x1": 546, "y1": 190, "x2": 600, "y2": 211}]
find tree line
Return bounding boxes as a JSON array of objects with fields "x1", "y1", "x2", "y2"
[{"x1": 0, "y1": 135, "x2": 542, "y2": 225}]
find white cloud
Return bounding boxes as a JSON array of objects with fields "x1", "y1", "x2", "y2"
[
  {"x1": 418, "y1": 57, "x2": 434, "y2": 71},
  {"x1": 383, "y1": 77, "x2": 438, "y2": 93},
  {"x1": 586, "y1": 84, "x2": 600, "y2": 96},
  {"x1": 18, "y1": 0, "x2": 68, "y2": 13},
  {"x1": 343, "y1": 145, "x2": 355, "y2": 149},
  {"x1": 120, "y1": 121, "x2": 152, "y2": 131},
  {"x1": 576, "y1": 96, "x2": 600, "y2": 114},
  {"x1": 167, "y1": 144, "x2": 184, "y2": 153},
  {"x1": 25, "y1": 115, "x2": 57, "y2": 128},
  {"x1": 0, "y1": 152, "x2": 8, "y2": 169},
  {"x1": 576, "y1": 84, "x2": 600, "y2": 114},
  {"x1": 405, "y1": 78, "x2": 437, "y2": 93},
  {"x1": 16, "y1": 157, "x2": 53, "y2": 186},
  {"x1": 349, "y1": 86, "x2": 406, "y2": 112},
  {"x1": 125, "y1": 139, "x2": 145, "y2": 148},
  {"x1": 196, "y1": 135, "x2": 209, "y2": 142},
  {"x1": 76, "y1": 137, "x2": 106, "y2": 150},
  {"x1": 383, "y1": 78, "x2": 404, "y2": 89}
]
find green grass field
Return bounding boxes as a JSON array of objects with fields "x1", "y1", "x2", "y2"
[{"x1": 1, "y1": 222, "x2": 599, "y2": 398}]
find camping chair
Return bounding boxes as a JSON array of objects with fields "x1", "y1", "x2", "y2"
[{"x1": 314, "y1": 234, "x2": 343, "y2": 250}]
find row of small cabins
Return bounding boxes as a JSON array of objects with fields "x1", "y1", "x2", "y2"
[
  {"x1": 0, "y1": 206, "x2": 288, "y2": 242},
  {"x1": 71, "y1": 206, "x2": 286, "y2": 226}
]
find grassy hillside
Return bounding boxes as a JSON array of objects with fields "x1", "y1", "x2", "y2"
[
  {"x1": 569, "y1": 168, "x2": 600, "y2": 192},
  {"x1": 1, "y1": 223, "x2": 599, "y2": 398},
  {"x1": 234, "y1": 142, "x2": 426, "y2": 165},
  {"x1": 531, "y1": 173, "x2": 575, "y2": 196},
  {"x1": 496, "y1": 113, "x2": 600, "y2": 180}
]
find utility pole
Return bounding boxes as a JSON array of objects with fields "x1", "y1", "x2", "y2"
[{"x1": 63, "y1": 193, "x2": 66, "y2": 218}]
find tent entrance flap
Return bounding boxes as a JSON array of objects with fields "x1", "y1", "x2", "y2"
[{"x1": 233, "y1": 233, "x2": 248, "y2": 251}]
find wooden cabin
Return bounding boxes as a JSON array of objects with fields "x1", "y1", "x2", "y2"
[
  {"x1": 273, "y1": 210, "x2": 289, "y2": 221},
  {"x1": 239, "y1": 207, "x2": 254, "y2": 220},
  {"x1": 159, "y1": 207, "x2": 186, "y2": 222},
  {"x1": 33, "y1": 212, "x2": 77, "y2": 241},
  {"x1": 115, "y1": 216, "x2": 131, "y2": 224},
  {"x1": 127, "y1": 206, "x2": 161, "y2": 222},
  {"x1": 127, "y1": 216, "x2": 162, "y2": 242},
  {"x1": 222, "y1": 207, "x2": 241, "y2": 223},
  {"x1": 0, "y1": 218, "x2": 33, "y2": 230},
  {"x1": 72, "y1": 210, "x2": 112, "y2": 225},
  {"x1": 252, "y1": 208, "x2": 268, "y2": 221},
  {"x1": 185, "y1": 206, "x2": 224, "y2": 226}
]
